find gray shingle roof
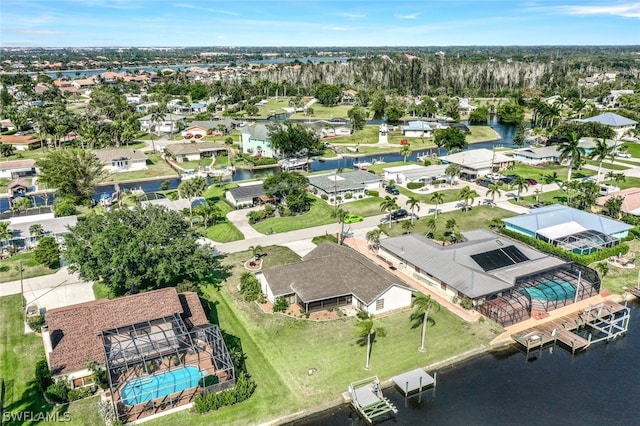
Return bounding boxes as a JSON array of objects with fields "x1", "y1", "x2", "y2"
[
  {"x1": 165, "y1": 142, "x2": 227, "y2": 156},
  {"x1": 242, "y1": 124, "x2": 270, "y2": 140},
  {"x1": 262, "y1": 243, "x2": 412, "y2": 304},
  {"x1": 308, "y1": 170, "x2": 382, "y2": 193},
  {"x1": 227, "y1": 183, "x2": 265, "y2": 200},
  {"x1": 503, "y1": 204, "x2": 632, "y2": 237},
  {"x1": 379, "y1": 230, "x2": 565, "y2": 299},
  {"x1": 93, "y1": 149, "x2": 147, "y2": 163}
]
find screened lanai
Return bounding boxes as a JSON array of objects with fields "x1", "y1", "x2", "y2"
[
  {"x1": 102, "y1": 315, "x2": 236, "y2": 423},
  {"x1": 550, "y1": 230, "x2": 619, "y2": 255},
  {"x1": 478, "y1": 263, "x2": 601, "y2": 327}
]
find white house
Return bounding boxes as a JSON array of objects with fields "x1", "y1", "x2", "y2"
[
  {"x1": 512, "y1": 146, "x2": 561, "y2": 165},
  {"x1": 576, "y1": 112, "x2": 637, "y2": 140},
  {"x1": 256, "y1": 242, "x2": 413, "y2": 314},
  {"x1": 383, "y1": 164, "x2": 449, "y2": 186},
  {"x1": 308, "y1": 170, "x2": 382, "y2": 200},
  {"x1": 241, "y1": 124, "x2": 275, "y2": 158},
  {"x1": 93, "y1": 149, "x2": 148, "y2": 173},
  {"x1": 0, "y1": 159, "x2": 37, "y2": 179},
  {"x1": 440, "y1": 148, "x2": 514, "y2": 180},
  {"x1": 138, "y1": 113, "x2": 187, "y2": 135},
  {"x1": 402, "y1": 121, "x2": 432, "y2": 138}
]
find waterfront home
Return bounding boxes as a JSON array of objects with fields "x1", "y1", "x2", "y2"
[
  {"x1": 7, "y1": 178, "x2": 29, "y2": 197},
  {"x1": 3, "y1": 214, "x2": 77, "y2": 250},
  {"x1": 257, "y1": 242, "x2": 413, "y2": 314},
  {"x1": 241, "y1": 124, "x2": 275, "y2": 158},
  {"x1": 512, "y1": 146, "x2": 561, "y2": 165},
  {"x1": 93, "y1": 149, "x2": 148, "y2": 173},
  {"x1": 576, "y1": 137, "x2": 619, "y2": 154},
  {"x1": 402, "y1": 121, "x2": 432, "y2": 138},
  {"x1": 0, "y1": 134, "x2": 42, "y2": 151},
  {"x1": 225, "y1": 182, "x2": 267, "y2": 208},
  {"x1": 341, "y1": 89, "x2": 358, "y2": 104},
  {"x1": 138, "y1": 113, "x2": 187, "y2": 135},
  {"x1": 383, "y1": 164, "x2": 449, "y2": 186},
  {"x1": 165, "y1": 142, "x2": 227, "y2": 163},
  {"x1": 574, "y1": 112, "x2": 637, "y2": 140},
  {"x1": 0, "y1": 159, "x2": 36, "y2": 179},
  {"x1": 440, "y1": 148, "x2": 514, "y2": 180},
  {"x1": 502, "y1": 204, "x2": 632, "y2": 254},
  {"x1": 308, "y1": 170, "x2": 382, "y2": 200},
  {"x1": 603, "y1": 90, "x2": 634, "y2": 108},
  {"x1": 43, "y1": 287, "x2": 236, "y2": 424},
  {"x1": 378, "y1": 229, "x2": 601, "y2": 326}
]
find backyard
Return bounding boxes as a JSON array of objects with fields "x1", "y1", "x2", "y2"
[
  {"x1": 252, "y1": 196, "x2": 336, "y2": 233},
  {"x1": 597, "y1": 239, "x2": 640, "y2": 295},
  {"x1": 0, "y1": 252, "x2": 59, "y2": 283},
  {"x1": 201, "y1": 184, "x2": 243, "y2": 242}
]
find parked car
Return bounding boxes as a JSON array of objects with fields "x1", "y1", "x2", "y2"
[
  {"x1": 500, "y1": 174, "x2": 518, "y2": 185},
  {"x1": 485, "y1": 173, "x2": 503, "y2": 180},
  {"x1": 379, "y1": 209, "x2": 409, "y2": 223},
  {"x1": 476, "y1": 178, "x2": 495, "y2": 187},
  {"x1": 344, "y1": 214, "x2": 364, "y2": 224},
  {"x1": 525, "y1": 178, "x2": 538, "y2": 185},
  {"x1": 385, "y1": 185, "x2": 400, "y2": 195},
  {"x1": 617, "y1": 152, "x2": 632, "y2": 158}
]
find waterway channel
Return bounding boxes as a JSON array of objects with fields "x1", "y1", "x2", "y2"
[{"x1": 294, "y1": 299, "x2": 640, "y2": 426}]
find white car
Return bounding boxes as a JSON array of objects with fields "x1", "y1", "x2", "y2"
[{"x1": 617, "y1": 152, "x2": 632, "y2": 158}]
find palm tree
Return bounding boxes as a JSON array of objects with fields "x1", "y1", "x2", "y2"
[
  {"x1": 485, "y1": 184, "x2": 502, "y2": 206},
  {"x1": 400, "y1": 144, "x2": 412, "y2": 163},
  {"x1": 354, "y1": 314, "x2": 386, "y2": 370},
  {"x1": 457, "y1": 186, "x2": 479, "y2": 212},
  {"x1": 380, "y1": 196, "x2": 399, "y2": 228},
  {"x1": 194, "y1": 200, "x2": 221, "y2": 227},
  {"x1": 150, "y1": 107, "x2": 166, "y2": 152},
  {"x1": 224, "y1": 136, "x2": 234, "y2": 167},
  {"x1": 589, "y1": 138, "x2": 614, "y2": 183},
  {"x1": 0, "y1": 222, "x2": 13, "y2": 252},
  {"x1": 29, "y1": 224, "x2": 44, "y2": 239},
  {"x1": 558, "y1": 132, "x2": 585, "y2": 182},
  {"x1": 445, "y1": 164, "x2": 461, "y2": 186},
  {"x1": 594, "y1": 262, "x2": 609, "y2": 279},
  {"x1": 571, "y1": 98, "x2": 588, "y2": 119},
  {"x1": 333, "y1": 207, "x2": 349, "y2": 245},
  {"x1": 562, "y1": 179, "x2": 580, "y2": 207},
  {"x1": 604, "y1": 196, "x2": 623, "y2": 219},
  {"x1": 410, "y1": 292, "x2": 440, "y2": 353},
  {"x1": 606, "y1": 171, "x2": 626, "y2": 186},
  {"x1": 178, "y1": 176, "x2": 207, "y2": 216},
  {"x1": 429, "y1": 191, "x2": 444, "y2": 218},
  {"x1": 249, "y1": 245, "x2": 263, "y2": 261},
  {"x1": 406, "y1": 196, "x2": 420, "y2": 223},
  {"x1": 366, "y1": 228, "x2": 382, "y2": 250},
  {"x1": 511, "y1": 176, "x2": 530, "y2": 203},
  {"x1": 425, "y1": 217, "x2": 437, "y2": 238}
]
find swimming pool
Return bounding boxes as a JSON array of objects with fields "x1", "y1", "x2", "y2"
[
  {"x1": 121, "y1": 366, "x2": 202, "y2": 406},
  {"x1": 520, "y1": 280, "x2": 576, "y2": 302}
]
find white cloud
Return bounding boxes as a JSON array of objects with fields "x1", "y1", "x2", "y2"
[
  {"x1": 552, "y1": 2, "x2": 640, "y2": 18},
  {"x1": 339, "y1": 12, "x2": 365, "y2": 20},
  {"x1": 4, "y1": 28, "x2": 65, "y2": 35},
  {"x1": 395, "y1": 13, "x2": 421, "y2": 20},
  {"x1": 172, "y1": 3, "x2": 239, "y2": 15}
]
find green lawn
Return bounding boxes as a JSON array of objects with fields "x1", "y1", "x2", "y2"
[
  {"x1": 291, "y1": 104, "x2": 364, "y2": 120},
  {"x1": 620, "y1": 142, "x2": 640, "y2": 158},
  {"x1": 252, "y1": 197, "x2": 336, "y2": 233},
  {"x1": 597, "y1": 239, "x2": 640, "y2": 295},
  {"x1": 367, "y1": 160, "x2": 406, "y2": 174},
  {"x1": 0, "y1": 295, "x2": 103, "y2": 426},
  {"x1": 256, "y1": 97, "x2": 295, "y2": 118},
  {"x1": 398, "y1": 186, "x2": 462, "y2": 205},
  {"x1": 311, "y1": 234, "x2": 339, "y2": 245},
  {"x1": 467, "y1": 125, "x2": 500, "y2": 143},
  {"x1": 380, "y1": 206, "x2": 515, "y2": 239},
  {"x1": 201, "y1": 184, "x2": 243, "y2": 242},
  {"x1": 584, "y1": 160, "x2": 629, "y2": 171},
  {"x1": 102, "y1": 153, "x2": 179, "y2": 182},
  {"x1": 145, "y1": 245, "x2": 501, "y2": 426},
  {"x1": 0, "y1": 252, "x2": 59, "y2": 284},
  {"x1": 342, "y1": 196, "x2": 385, "y2": 216},
  {"x1": 508, "y1": 164, "x2": 596, "y2": 183}
]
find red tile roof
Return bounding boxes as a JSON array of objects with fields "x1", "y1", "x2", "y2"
[
  {"x1": 0, "y1": 135, "x2": 41, "y2": 145},
  {"x1": 46, "y1": 287, "x2": 208, "y2": 376}
]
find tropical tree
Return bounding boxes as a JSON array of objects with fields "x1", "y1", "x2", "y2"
[
  {"x1": 149, "y1": 106, "x2": 166, "y2": 152},
  {"x1": 562, "y1": 179, "x2": 581, "y2": 207},
  {"x1": 589, "y1": 138, "x2": 615, "y2": 183},
  {"x1": 604, "y1": 196, "x2": 624, "y2": 219},
  {"x1": 445, "y1": 163, "x2": 461, "y2": 185},
  {"x1": 178, "y1": 176, "x2": 207, "y2": 215},
  {"x1": 557, "y1": 131, "x2": 585, "y2": 182},
  {"x1": 249, "y1": 245, "x2": 263, "y2": 261},
  {"x1": 406, "y1": 196, "x2": 420, "y2": 223},
  {"x1": 511, "y1": 176, "x2": 530, "y2": 202},
  {"x1": 485, "y1": 184, "x2": 502, "y2": 206},
  {"x1": 354, "y1": 314, "x2": 386, "y2": 370},
  {"x1": 594, "y1": 262, "x2": 609, "y2": 279},
  {"x1": 194, "y1": 200, "x2": 221, "y2": 227},
  {"x1": 34, "y1": 236, "x2": 60, "y2": 268},
  {"x1": 380, "y1": 196, "x2": 399, "y2": 228},
  {"x1": 347, "y1": 106, "x2": 367, "y2": 131},
  {"x1": 0, "y1": 222, "x2": 13, "y2": 250},
  {"x1": 401, "y1": 220, "x2": 415, "y2": 234},
  {"x1": 400, "y1": 144, "x2": 412, "y2": 163},
  {"x1": 366, "y1": 228, "x2": 382, "y2": 250},
  {"x1": 410, "y1": 293, "x2": 440, "y2": 352},
  {"x1": 267, "y1": 120, "x2": 323, "y2": 157},
  {"x1": 333, "y1": 207, "x2": 349, "y2": 245},
  {"x1": 606, "y1": 171, "x2": 626, "y2": 186},
  {"x1": 430, "y1": 191, "x2": 444, "y2": 218},
  {"x1": 425, "y1": 217, "x2": 438, "y2": 238},
  {"x1": 458, "y1": 186, "x2": 479, "y2": 212},
  {"x1": 29, "y1": 224, "x2": 45, "y2": 239},
  {"x1": 434, "y1": 127, "x2": 467, "y2": 153}
]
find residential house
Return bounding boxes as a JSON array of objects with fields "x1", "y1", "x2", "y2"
[
  {"x1": 138, "y1": 113, "x2": 187, "y2": 135},
  {"x1": 577, "y1": 137, "x2": 620, "y2": 154},
  {"x1": 440, "y1": 148, "x2": 514, "y2": 180},
  {"x1": 0, "y1": 135, "x2": 42, "y2": 151},
  {"x1": 257, "y1": 242, "x2": 414, "y2": 314},
  {"x1": 140, "y1": 194, "x2": 205, "y2": 212},
  {"x1": 575, "y1": 112, "x2": 637, "y2": 140},
  {"x1": 383, "y1": 164, "x2": 449, "y2": 186},
  {"x1": 7, "y1": 179, "x2": 29, "y2": 198},
  {"x1": 512, "y1": 146, "x2": 561, "y2": 165},
  {"x1": 100, "y1": 71, "x2": 125, "y2": 84},
  {"x1": 43, "y1": 287, "x2": 235, "y2": 423},
  {"x1": 378, "y1": 230, "x2": 601, "y2": 326},
  {"x1": 597, "y1": 188, "x2": 640, "y2": 216},
  {"x1": 603, "y1": 90, "x2": 633, "y2": 108},
  {"x1": 0, "y1": 159, "x2": 37, "y2": 179},
  {"x1": 182, "y1": 119, "x2": 239, "y2": 138},
  {"x1": 402, "y1": 121, "x2": 432, "y2": 138},
  {"x1": 458, "y1": 98, "x2": 477, "y2": 113},
  {"x1": 241, "y1": 124, "x2": 274, "y2": 158},
  {"x1": 93, "y1": 149, "x2": 148, "y2": 173},
  {"x1": 165, "y1": 142, "x2": 227, "y2": 163},
  {"x1": 0, "y1": 119, "x2": 16, "y2": 132},
  {"x1": 341, "y1": 89, "x2": 358, "y2": 104},
  {"x1": 308, "y1": 170, "x2": 382, "y2": 200},
  {"x1": 225, "y1": 182, "x2": 267, "y2": 208},
  {"x1": 3, "y1": 214, "x2": 77, "y2": 250},
  {"x1": 503, "y1": 204, "x2": 632, "y2": 254}
]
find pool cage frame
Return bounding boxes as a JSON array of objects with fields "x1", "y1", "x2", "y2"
[
  {"x1": 478, "y1": 263, "x2": 601, "y2": 327},
  {"x1": 101, "y1": 314, "x2": 236, "y2": 423},
  {"x1": 539, "y1": 230, "x2": 620, "y2": 255}
]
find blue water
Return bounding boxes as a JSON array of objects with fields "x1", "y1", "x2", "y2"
[
  {"x1": 521, "y1": 280, "x2": 576, "y2": 302},
  {"x1": 120, "y1": 366, "x2": 202, "y2": 406}
]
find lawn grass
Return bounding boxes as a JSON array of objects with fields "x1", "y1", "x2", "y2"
[
  {"x1": 311, "y1": 234, "x2": 339, "y2": 245},
  {"x1": 584, "y1": 160, "x2": 629, "y2": 171},
  {"x1": 252, "y1": 197, "x2": 335, "y2": 233},
  {"x1": 256, "y1": 97, "x2": 294, "y2": 118},
  {"x1": 201, "y1": 184, "x2": 243, "y2": 242},
  {"x1": 0, "y1": 295, "x2": 104, "y2": 426},
  {"x1": 145, "y1": 245, "x2": 501, "y2": 426},
  {"x1": 92, "y1": 281, "x2": 114, "y2": 299},
  {"x1": 102, "y1": 153, "x2": 179, "y2": 182},
  {"x1": 397, "y1": 186, "x2": 462, "y2": 205},
  {"x1": 291, "y1": 104, "x2": 364, "y2": 120},
  {"x1": 341, "y1": 196, "x2": 385, "y2": 217},
  {"x1": 508, "y1": 164, "x2": 596, "y2": 183},
  {"x1": 0, "y1": 252, "x2": 59, "y2": 284},
  {"x1": 380, "y1": 206, "x2": 515, "y2": 239},
  {"x1": 620, "y1": 142, "x2": 640, "y2": 158},
  {"x1": 467, "y1": 125, "x2": 500, "y2": 143},
  {"x1": 367, "y1": 160, "x2": 407, "y2": 174},
  {"x1": 596, "y1": 239, "x2": 640, "y2": 295}
]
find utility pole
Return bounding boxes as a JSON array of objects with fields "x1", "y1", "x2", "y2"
[{"x1": 20, "y1": 259, "x2": 24, "y2": 309}]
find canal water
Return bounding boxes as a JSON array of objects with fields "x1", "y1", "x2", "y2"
[{"x1": 294, "y1": 300, "x2": 640, "y2": 426}]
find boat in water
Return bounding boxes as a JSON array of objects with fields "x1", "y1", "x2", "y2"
[
  {"x1": 180, "y1": 169, "x2": 208, "y2": 181},
  {"x1": 353, "y1": 161, "x2": 372, "y2": 170}
]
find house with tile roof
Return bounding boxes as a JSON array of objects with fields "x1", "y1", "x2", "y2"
[{"x1": 0, "y1": 134, "x2": 42, "y2": 151}]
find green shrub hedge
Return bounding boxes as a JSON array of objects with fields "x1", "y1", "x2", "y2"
[
  {"x1": 365, "y1": 190, "x2": 379, "y2": 197},
  {"x1": 407, "y1": 182, "x2": 424, "y2": 190},
  {"x1": 193, "y1": 372, "x2": 257, "y2": 413},
  {"x1": 68, "y1": 385, "x2": 97, "y2": 401}
]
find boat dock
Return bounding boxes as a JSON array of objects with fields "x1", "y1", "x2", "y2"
[
  {"x1": 392, "y1": 368, "x2": 436, "y2": 397},
  {"x1": 279, "y1": 158, "x2": 309, "y2": 171},
  {"x1": 346, "y1": 377, "x2": 397, "y2": 424},
  {"x1": 511, "y1": 300, "x2": 630, "y2": 354}
]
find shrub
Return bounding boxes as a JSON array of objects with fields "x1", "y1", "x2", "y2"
[
  {"x1": 358, "y1": 194, "x2": 363, "y2": 199},
  {"x1": 321, "y1": 194, "x2": 328, "y2": 200},
  {"x1": 423, "y1": 159, "x2": 432, "y2": 166},
  {"x1": 176, "y1": 279, "x2": 199, "y2": 294},
  {"x1": 54, "y1": 200, "x2": 76, "y2": 217},
  {"x1": 160, "y1": 180, "x2": 171, "y2": 191},
  {"x1": 87, "y1": 361, "x2": 109, "y2": 390},
  {"x1": 68, "y1": 385, "x2": 97, "y2": 401},
  {"x1": 35, "y1": 358, "x2": 53, "y2": 392},
  {"x1": 344, "y1": 192, "x2": 353, "y2": 199},
  {"x1": 407, "y1": 182, "x2": 424, "y2": 190},
  {"x1": 273, "y1": 297, "x2": 289, "y2": 313},
  {"x1": 27, "y1": 314, "x2": 45, "y2": 332},
  {"x1": 193, "y1": 372, "x2": 257, "y2": 413},
  {"x1": 460, "y1": 297, "x2": 474, "y2": 310},
  {"x1": 365, "y1": 190, "x2": 379, "y2": 197},
  {"x1": 34, "y1": 236, "x2": 60, "y2": 269},
  {"x1": 239, "y1": 272, "x2": 263, "y2": 302},
  {"x1": 432, "y1": 179, "x2": 446, "y2": 185},
  {"x1": 46, "y1": 380, "x2": 70, "y2": 403}
]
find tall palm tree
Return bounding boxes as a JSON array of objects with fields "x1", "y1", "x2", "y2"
[
  {"x1": 400, "y1": 144, "x2": 412, "y2": 163},
  {"x1": 366, "y1": 228, "x2": 382, "y2": 250},
  {"x1": 606, "y1": 171, "x2": 626, "y2": 186},
  {"x1": 485, "y1": 184, "x2": 502, "y2": 206},
  {"x1": 589, "y1": 138, "x2": 614, "y2": 183},
  {"x1": 425, "y1": 217, "x2": 437, "y2": 238},
  {"x1": 194, "y1": 200, "x2": 221, "y2": 227},
  {"x1": 150, "y1": 107, "x2": 166, "y2": 152},
  {"x1": 430, "y1": 191, "x2": 444, "y2": 218},
  {"x1": 410, "y1": 292, "x2": 440, "y2": 353},
  {"x1": 0, "y1": 222, "x2": 14, "y2": 252},
  {"x1": 354, "y1": 314, "x2": 386, "y2": 370},
  {"x1": 457, "y1": 186, "x2": 479, "y2": 212},
  {"x1": 571, "y1": 98, "x2": 588, "y2": 119},
  {"x1": 511, "y1": 176, "x2": 530, "y2": 203},
  {"x1": 380, "y1": 196, "x2": 399, "y2": 228},
  {"x1": 178, "y1": 176, "x2": 207, "y2": 216},
  {"x1": 406, "y1": 196, "x2": 420, "y2": 223},
  {"x1": 249, "y1": 245, "x2": 263, "y2": 261},
  {"x1": 557, "y1": 132, "x2": 585, "y2": 182},
  {"x1": 333, "y1": 207, "x2": 349, "y2": 245}
]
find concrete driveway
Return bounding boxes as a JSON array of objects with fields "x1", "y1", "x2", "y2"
[{"x1": 225, "y1": 206, "x2": 265, "y2": 240}]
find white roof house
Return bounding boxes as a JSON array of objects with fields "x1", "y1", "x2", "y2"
[
  {"x1": 440, "y1": 148, "x2": 514, "y2": 179},
  {"x1": 383, "y1": 164, "x2": 449, "y2": 185}
]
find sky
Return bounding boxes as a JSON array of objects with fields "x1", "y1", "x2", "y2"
[{"x1": 1, "y1": 0, "x2": 639, "y2": 47}]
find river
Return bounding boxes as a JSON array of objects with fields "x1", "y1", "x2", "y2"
[{"x1": 294, "y1": 300, "x2": 640, "y2": 426}]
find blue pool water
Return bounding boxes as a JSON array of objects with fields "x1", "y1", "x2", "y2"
[
  {"x1": 520, "y1": 280, "x2": 576, "y2": 302},
  {"x1": 121, "y1": 366, "x2": 202, "y2": 406}
]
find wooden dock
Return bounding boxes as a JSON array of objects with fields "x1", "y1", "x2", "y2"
[
  {"x1": 512, "y1": 300, "x2": 629, "y2": 353},
  {"x1": 392, "y1": 369, "x2": 435, "y2": 397},
  {"x1": 626, "y1": 287, "x2": 640, "y2": 298},
  {"x1": 347, "y1": 377, "x2": 397, "y2": 424}
]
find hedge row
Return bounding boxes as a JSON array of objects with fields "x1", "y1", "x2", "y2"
[
  {"x1": 407, "y1": 182, "x2": 424, "y2": 190},
  {"x1": 500, "y1": 228, "x2": 629, "y2": 266},
  {"x1": 193, "y1": 372, "x2": 256, "y2": 413}
]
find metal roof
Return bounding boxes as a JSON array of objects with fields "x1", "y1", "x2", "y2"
[
  {"x1": 578, "y1": 112, "x2": 637, "y2": 127},
  {"x1": 308, "y1": 170, "x2": 382, "y2": 193}
]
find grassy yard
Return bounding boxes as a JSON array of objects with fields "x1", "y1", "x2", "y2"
[
  {"x1": 398, "y1": 186, "x2": 462, "y2": 205},
  {"x1": 584, "y1": 160, "x2": 629, "y2": 171},
  {"x1": 102, "y1": 153, "x2": 179, "y2": 182},
  {"x1": 597, "y1": 239, "x2": 640, "y2": 295},
  {"x1": 92, "y1": 281, "x2": 115, "y2": 299},
  {"x1": 200, "y1": 184, "x2": 243, "y2": 243},
  {"x1": 0, "y1": 295, "x2": 103, "y2": 426},
  {"x1": 341, "y1": 196, "x2": 385, "y2": 216},
  {"x1": 291, "y1": 104, "x2": 364, "y2": 120},
  {"x1": 467, "y1": 125, "x2": 500, "y2": 143},
  {"x1": 380, "y1": 206, "x2": 515, "y2": 239},
  {"x1": 146, "y1": 245, "x2": 501, "y2": 426},
  {"x1": 252, "y1": 197, "x2": 336, "y2": 233},
  {"x1": 508, "y1": 164, "x2": 596, "y2": 183},
  {"x1": 0, "y1": 252, "x2": 59, "y2": 284}
]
